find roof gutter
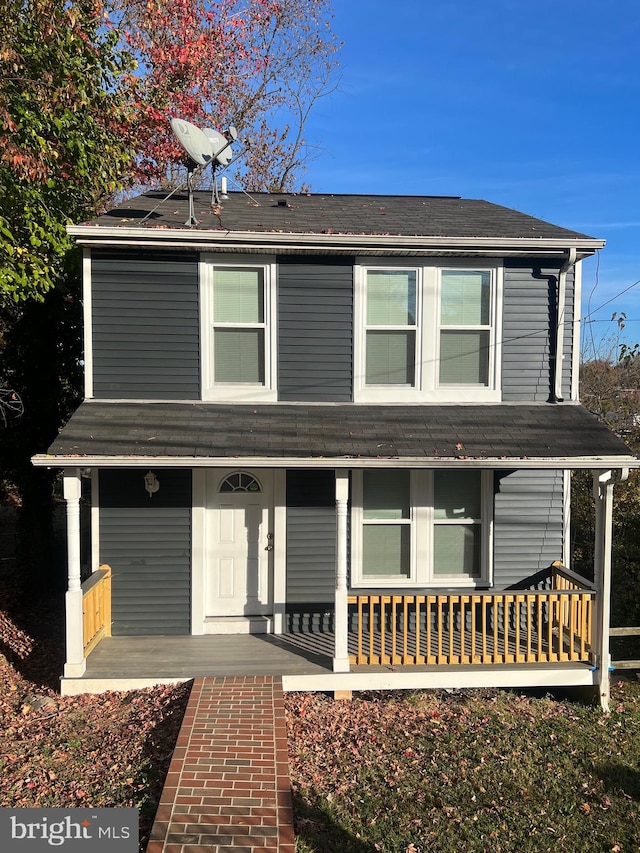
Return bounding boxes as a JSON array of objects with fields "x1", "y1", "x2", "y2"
[
  {"x1": 31, "y1": 454, "x2": 638, "y2": 471},
  {"x1": 553, "y1": 248, "x2": 577, "y2": 402},
  {"x1": 66, "y1": 225, "x2": 605, "y2": 259}
]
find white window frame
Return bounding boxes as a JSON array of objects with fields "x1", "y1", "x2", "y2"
[
  {"x1": 437, "y1": 268, "x2": 493, "y2": 390},
  {"x1": 351, "y1": 469, "x2": 493, "y2": 589},
  {"x1": 362, "y1": 266, "x2": 422, "y2": 390},
  {"x1": 200, "y1": 254, "x2": 277, "y2": 402},
  {"x1": 354, "y1": 259, "x2": 503, "y2": 402}
]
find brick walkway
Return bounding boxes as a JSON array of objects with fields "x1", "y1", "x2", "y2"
[{"x1": 146, "y1": 676, "x2": 296, "y2": 853}]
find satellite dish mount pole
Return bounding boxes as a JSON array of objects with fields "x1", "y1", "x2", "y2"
[
  {"x1": 185, "y1": 161, "x2": 198, "y2": 226},
  {"x1": 211, "y1": 164, "x2": 219, "y2": 206}
]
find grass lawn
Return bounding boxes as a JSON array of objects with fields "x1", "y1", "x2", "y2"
[{"x1": 285, "y1": 686, "x2": 640, "y2": 853}]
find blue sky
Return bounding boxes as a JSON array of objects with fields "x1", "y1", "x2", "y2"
[{"x1": 302, "y1": 0, "x2": 640, "y2": 356}]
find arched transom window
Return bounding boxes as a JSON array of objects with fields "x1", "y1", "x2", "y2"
[{"x1": 218, "y1": 472, "x2": 262, "y2": 493}]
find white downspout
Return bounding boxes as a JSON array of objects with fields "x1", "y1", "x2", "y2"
[{"x1": 554, "y1": 248, "x2": 577, "y2": 402}]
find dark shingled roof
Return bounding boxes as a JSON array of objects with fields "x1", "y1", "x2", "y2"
[
  {"x1": 40, "y1": 402, "x2": 632, "y2": 463},
  {"x1": 90, "y1": 191, "x2": 595, "y2": 241}
]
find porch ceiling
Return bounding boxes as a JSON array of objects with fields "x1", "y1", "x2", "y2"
[{"x1": 33, "y1": 401, "x2": 635, "y2": 469}]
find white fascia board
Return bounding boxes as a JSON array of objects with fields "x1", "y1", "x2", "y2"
[
  {"x1": 282, "y1": 666, "x2": 597, "y2": 693},
  {"x1": 32, "y1": 454, "x2": 638, "y2": 470},
  {"x1": 66, "y1": 225, "x2": 605, "y2": 258}
]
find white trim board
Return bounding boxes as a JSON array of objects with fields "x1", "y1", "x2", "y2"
[
  {"x1": 282, "y1": 665, "x2": 597, "y2": 693},
  {"x1": 67, "y1": 225, "x2": 605, "y2": 258},
  {"x1": 32, "y1": 455, "x2": 638, "y2": 470},
  {"x1": 60, "y1": 666, "x2": 597, "y2": 697}
]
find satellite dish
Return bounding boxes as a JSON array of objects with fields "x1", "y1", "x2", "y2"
[
  {"x1": 169, "y1": 116, "x2": 239, "y2": 224},
  {"x1": 203, "y1": 128, "x2": 233, "y2": 167},
  {"x1": 170, "y1": 118, "x2": 213, "y2": 166}
]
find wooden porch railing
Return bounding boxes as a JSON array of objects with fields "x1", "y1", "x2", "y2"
[
  {"x1": 82, "y1": 564, "x2": 112, "y2": 655},
  {"x1": 347, "y1": 566, "x2": 595, "y2": 667},
  {"x1": 550, "y1": 561, "x2": 594, "y2": 592}
]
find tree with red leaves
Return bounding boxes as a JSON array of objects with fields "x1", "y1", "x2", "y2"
[
  {"x1": 110, "y1": 0, "x2": 340, "y2": 190},
  {"x1": 0, "y1": 1, "x2": 338, "y2": 589},
  {"x1": 0, "y1": 0, "x2": 339, "y2": 302}
]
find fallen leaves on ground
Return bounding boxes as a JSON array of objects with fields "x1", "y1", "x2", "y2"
[
  {"x1": 0, "y1": 568, "x2": 189, "y2": 852},
  {"x1": 286, "y1": 686, "x2": 640, "y2": 853}
]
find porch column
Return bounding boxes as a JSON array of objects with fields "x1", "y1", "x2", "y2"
[
  {"x1": 592, "y1": 469, "x2": 627, "y2": 711},
  {"x1": 333, "y1": 471, "x2": 350, "y2": 672},
  {"x1": 63, "y1": 469, "x2": 86, "y2": 677}
]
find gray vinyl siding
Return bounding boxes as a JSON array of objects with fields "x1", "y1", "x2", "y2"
[
  {"x1": 286, "y1": 470, "x2": 336, "y2": 603},
  {"x1": 278, "y1": 259, "x2": 353, "y2": 402},
  {"x1": 99, "y1": 469, "x2": 192, "y2": 635},
  {"x1": 91, "y1": 251, "x2": 200, "y2": 399},
  {"x1": 502, "y1": 260, "x2": 574, "y2": 401},
  {"x1": 493, "y1": 469, "x2": 564, "y2": 588}
]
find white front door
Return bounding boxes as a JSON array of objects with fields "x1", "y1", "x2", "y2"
[{"x1": 205, "y1": 470, "x2": 273, "y2": 618}]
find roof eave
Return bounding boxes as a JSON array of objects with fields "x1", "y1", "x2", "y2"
[
  {"x1": 31, "y1": 453, "x2": 636, "y2": 470},
  {"x1": 66, "y1": 225, "x2": 605, "y2": 259}
]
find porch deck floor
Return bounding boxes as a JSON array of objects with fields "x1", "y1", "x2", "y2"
[
  {"x1": 81, "y1": 634, "x2": 335, "y2": 680},
  {"x1": 79, "y1": 629, "x2": 592, "y2": 682}
]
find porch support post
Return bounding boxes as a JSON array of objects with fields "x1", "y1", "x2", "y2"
[
  {"x1": 63, "y1": 469, "x2": 86, "y2": 677},
  {"x1": 333, "y1": 471, "x2": 350, "y2": 673},
  {"x1": 592, "y1": 469, "x2": 626, "y2": 711}
]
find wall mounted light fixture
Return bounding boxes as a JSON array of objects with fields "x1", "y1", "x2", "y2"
[{"x1": 144, "y1": 470, "x2": 160, "y2": 498}]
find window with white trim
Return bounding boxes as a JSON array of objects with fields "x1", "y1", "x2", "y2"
[
  {"x1": 351, "y1": 469, "x2": 492, "y2": 587},
  {"x1": 355, "y1": 261, "x2": 502, "y2": 402},
  {"x1": 200, "y1": 257, "x2": 277, "y2": 401},
  {"x1": 365, "y1": 270, "x2": 417, "y2": 386},
  {"x1": 362, "y1": 470, "x2": 412, "y2": 579},
  {"x1": 213, "y1": 267, "x2": 265, "y2": 384},
  {"x1": 439, "y1": 270, "x2": 491, "y2": 386},
  {"x1": 433, "y1": 470, "x2": 483, "y2": 579}
]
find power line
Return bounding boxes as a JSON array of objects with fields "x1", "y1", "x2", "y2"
[{"x1": 582, "y1": 277, "x2": 640, "y2": 322}]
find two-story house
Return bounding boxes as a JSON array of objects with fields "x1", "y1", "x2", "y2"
[{"x1": 33, "y1": 191, "x2": 635, "y2": 706}]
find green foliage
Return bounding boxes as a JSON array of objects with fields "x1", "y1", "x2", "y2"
[
  {"x1": 287, "y1": 688, "x2": 640, "y2": 853},
  {"x1": 575, "y1": 344, "x2": 640, "y2": 653},
  {"x1": 0, "y1": 1, "x2": 135, "y2": 573},
  {"x1": 0, "y1": 0, "x2": 134, "y2": 303}
]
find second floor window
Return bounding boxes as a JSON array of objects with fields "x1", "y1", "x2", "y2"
[
  {"x1": 201, "y1": 257, "x2": 277, "y2": 401},
  {"x1": 356, "y1": 262, "x2": 502, "y2": 402},
  {"x1": 213, "y1": 267, "x2": 265, "y2": 384},
  {"x1": 439, "y1": 270, "x2": 491, "y2": 386},
  {"x1": 365, "y1": 270, "x2": 417, "y2": 386}
]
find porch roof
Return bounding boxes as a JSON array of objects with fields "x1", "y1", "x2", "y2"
[{"x1": 33, "y1": 401, "x2": 636, "y2": 469}]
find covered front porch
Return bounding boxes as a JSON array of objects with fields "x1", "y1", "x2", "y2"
[
  {"x1": 67, "y1": 557, "x2": 601, "y2": 698},
  {"x1": 58, "y1": 466, "x2": 625, "y2": 707},
  {"x1": 36, "y1": 402, "x2": 636, "y2": 707}
]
